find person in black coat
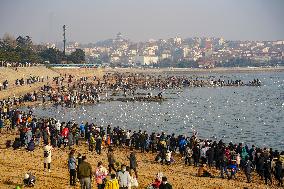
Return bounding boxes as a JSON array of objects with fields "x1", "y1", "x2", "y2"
[
  {"x1": 193, "y1": 145, "x2": 200, "y2": 167},
  {"x1": 256, "y1": 154, "x2": 265, "y2": 180},
  {"x1": 274, "y1": 159, "x2": 283, "y2": 186},
  {"x1": 244, "y1": 156, "x2": 253, "y2": 183},
  {"x1": 159, "y1": 177, "x2": 172, "y2": 189},
  {"x1": 95, "y1": 135, "x2": 102, "y2": 155},
  {"x1": 206, "y1": 147, "x2": 214, "y2": 168},
  {"x1": 263, "y1": 158, "x2": 272, "y2": 185},
  {"x1": 128, "y1": 150, "x2": 138, "y2": 178}
]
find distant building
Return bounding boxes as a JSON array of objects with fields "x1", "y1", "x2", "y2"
[
  {"x1": 218, "y1": 38, "x2": 225, "y2": 46},
  {"x1": 114, "y1": 32, "x2": 124, "y2": 42},
  {"x1": 205, "y1": 38, "x2": 213, "y2": 50},
  {"x1": 159, "y1": 50, "x2": 172, "y2": 60},
  {"x1": 46, "y1": 43, "x2": 56, "y2": 49},
  {"x1": 110, "y1": 55, "x2": 121, "y2": 63},
  {"x1": 135, "y1": 55, "x2": 158, "y2": 65}
]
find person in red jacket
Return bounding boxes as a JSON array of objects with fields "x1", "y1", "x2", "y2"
[
  {"x1": 62, "y1": 126, "x2": 69, "y2": 138},
  {"x1": 61, "y1": 126, "x2": 69, "y2": 147}
]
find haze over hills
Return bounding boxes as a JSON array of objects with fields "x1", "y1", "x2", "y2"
[{"x1": 1, "y1": 0, "x2": 284, "y2": 43}]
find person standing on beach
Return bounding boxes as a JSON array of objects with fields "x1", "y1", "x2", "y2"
[
  {"x1": 244, "y1": 156, "x2": 253, "y2": 183},
  {"x1": 55, "y1": 120, "x2": 61, "y2": 135},
  {"x1": 68, "y1": 150, "x2": 77, "y2": 186},
  {"x1": 274, "y1": 158, "x2": 283, "y2": 186},
  {"x1": 95, "y1": 161, "x2": 108, "y2": 189},
  {"x1": 0, "y1": 117, "x2": 3, "y2": 133},
  {"x1": 263, "y1": 158, "x2": 272, "y2": 185},
  {"x1": 193, "y1": 145, "x2": 200, "y2": 167},
  {"x1": 104, "y1": 174, "x2": 119, "y2": 189},
  {"x1": 89, "y1": 134, "x2": 95, "y2": 152},
  {"x1": 128, "y1": 150, "x2": 138, "y2": 178},
  {"x1": 43, "y1": 142, "x2": 53, "y2": 172},
  {"x1": 116, "y1": 164, "x2": 131, "y2": 189},
  {"x1": 95, "y1": 134, "x2": 102, "y2": 155},
  {"x1": 34, "y1": 128, "x2": 41, "y2": 146},
  {"x1": 107, "y1": 148, "x2": 116, "y2": 173},
  {"x1": 78, "y1": 156, "x2": 92, "y2": 189},
  {"x1": 184, "y1": 145, "x2": 193, "y2": 166}
]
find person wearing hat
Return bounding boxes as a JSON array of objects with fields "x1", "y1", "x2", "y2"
[
  {"x1": 158, "y1": 177, "x2": 172, "y2": 189},
  {"x1": 78, "y1": 155, "x2": 92, "y2": 189}
]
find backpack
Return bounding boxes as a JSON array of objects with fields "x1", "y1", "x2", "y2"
[{"x1": 44, "y1": 151, "x2": 49, "y2": 158}]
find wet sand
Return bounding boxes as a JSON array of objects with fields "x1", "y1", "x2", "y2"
[{"x1": 0, "y1": 132, "x2": 279, "y2": 189}]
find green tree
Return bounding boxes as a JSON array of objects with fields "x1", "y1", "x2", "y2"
[
  {"x1": 15, "y1": 35, "x2": 40, "y2": 63},
  {"x1": 39, "y1": 48, "x2": 64, "y2": 64},
  {"x1": 69, "y1": 49, "x2": 85, "y2": 64},
  {"x1": 0, "y1": 36, "x2": 21, "y2": 63}
]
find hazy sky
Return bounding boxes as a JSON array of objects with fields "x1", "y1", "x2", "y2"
[{"x1": 0, "y1": 0, "x2": 284, "y2": 43}]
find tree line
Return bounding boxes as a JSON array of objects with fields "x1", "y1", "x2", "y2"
[{"x1": 0, "y1": 34, "x2": 85, "y2": 65}]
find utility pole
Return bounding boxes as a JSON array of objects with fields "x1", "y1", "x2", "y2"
[{"x1": 63, "y1": 25, "x2": 66, "y2": 56}]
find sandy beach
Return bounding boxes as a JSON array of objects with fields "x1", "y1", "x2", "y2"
[
  {"x1": 0, "y1": 66, "x2": 59, "y2": 100},
  {"x1": 0, "y1": 132, "x2": 280, "y2": 189}
]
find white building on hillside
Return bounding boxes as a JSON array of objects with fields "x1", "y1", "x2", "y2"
[{"x1": 135, "y1": 55, "x2": 158, "y2": 65}]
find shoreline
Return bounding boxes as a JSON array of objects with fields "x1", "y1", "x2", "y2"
[
  {"x1": 2, "y1": 65, "x2": 281, "y2": 100},
  {"x1": 102, "y1": 66, "x2": 284, "y2": 74}
]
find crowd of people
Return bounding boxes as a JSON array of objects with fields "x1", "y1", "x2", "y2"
[
  {"x1": 1, "y1": 72, "x2": 263, "y2": 109},
  {"x1": 0, "y1": 74, "x2": 48, "y2": 92},
  {"x1": 0, "y1": 103, "x2": 283, "y2": 188},
  {"x1": 0, "y1": 61, "x2": 40, "y2": 67},
  {"x1": 0, "y1": 72, "x2": 282, "y2": 189}
]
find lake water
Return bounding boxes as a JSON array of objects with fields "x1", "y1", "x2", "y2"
[{"x1": 22, "y1": 71, "x2": 284, "y2": 150}]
